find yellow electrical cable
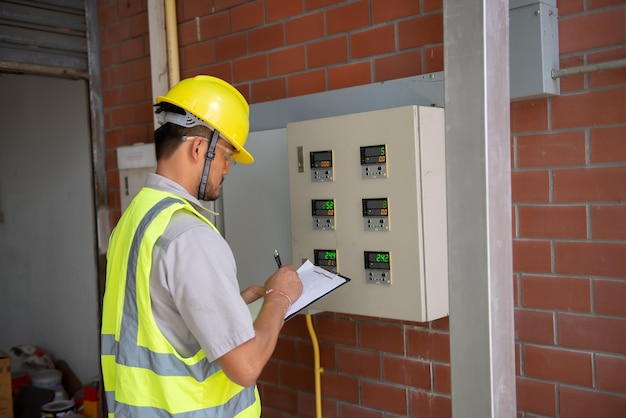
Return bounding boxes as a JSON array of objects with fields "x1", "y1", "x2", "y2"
[{"x1": 305, "y1": 314, "x2": 322, "y2": 418}]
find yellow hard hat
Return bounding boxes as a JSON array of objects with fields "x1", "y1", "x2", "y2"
[{"x1": 156, "y1": 75, "x2": 253, "y2": 164}]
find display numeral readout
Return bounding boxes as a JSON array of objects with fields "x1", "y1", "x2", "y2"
[
  {"x1": 314, "y1": 249, "x2": 337, "y2": 268},
  {"x1": 364, "y1": 251, "x2": 390, "y2": 270},
  {"x1": 360, "y1": 145, "x2": 386, "y2": 165},
  {"x1": 312, "y1": 199, "x2": 335, "y2": 216},
  {"x1": 310, "y1": 150, "x2": 333, "y2": 168},
  {"x1": 362, "y1": 198, "x2": 388, "y2": 217}
]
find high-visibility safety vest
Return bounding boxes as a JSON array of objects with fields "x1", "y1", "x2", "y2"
[{"x1": 101, "y1": 187, "x2": 261, "y2": 417}]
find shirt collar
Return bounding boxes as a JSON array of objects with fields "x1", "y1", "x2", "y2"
[{"x1": 145, "y1": 173, "x2": 220, "y2": 217}]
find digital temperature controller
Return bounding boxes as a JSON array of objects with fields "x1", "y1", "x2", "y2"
[
  {"x1": 312, "y1": 199, "x2": 335, "y2": 230},
  {"x1": 310, "y1": 150, "x2": 333, "y2": 182},
  {"x1": 364, "y1": 251, "x2": 390, "y2": 269},
  {"x1": 360, "y1": 144, "x2": 387, "y2": 179},
  {"x1": 314, "y1": 249, "x2": 337, "y2": 272},
  {"x1": 363, "y1": 198, "x2": 389, "y2": 231},
  {"x1": 364, "y1": 251, "x2": 391, "y2": 285},
  {"x1": 360, "y1": 144, "x2": 387, "y2": 164},
  {"x1": 362, "y1": 198, "x2": 388, "y2": 216},
  {"x1": 310, "y1": 150, "x2": 332, "y2": 168},
  {"x1": 312, "y1": 199, "x2": 334, "y2": 216}
]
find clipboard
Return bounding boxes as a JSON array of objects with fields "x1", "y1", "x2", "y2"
[
  {"x1": 248, "y1": 260, "x2": 351, "y2": 321},
  {"x1": 285, "y1": 260, "x2": 351, "y2": 320}
]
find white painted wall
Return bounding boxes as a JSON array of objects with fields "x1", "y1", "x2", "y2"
[{"x1": 0, "y1": 73, "x2": 99, "y2": 383}]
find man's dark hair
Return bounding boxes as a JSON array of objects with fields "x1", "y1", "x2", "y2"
[{"x1": 154, "y1": 103, "x2": 213, "y2": 160}]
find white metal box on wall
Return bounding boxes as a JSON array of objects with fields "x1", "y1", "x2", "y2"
[
  {"x1": 117, "y1": 143, "x2": 156, "y2": 212},
  {"x1": 287, "y1": 105, "x2": 449, "y2": 322},
  {"x1": 509, "y1": 0, "x2": 560, "y2": 99}
]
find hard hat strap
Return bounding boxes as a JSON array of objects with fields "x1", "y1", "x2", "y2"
[{"x1": 198, "y1": 129, "x2": 220, "y2": 200}]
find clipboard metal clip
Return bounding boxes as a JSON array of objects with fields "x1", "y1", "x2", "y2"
[{"x1": 312, "y1": 266, "x2": 338, "y2": 279}]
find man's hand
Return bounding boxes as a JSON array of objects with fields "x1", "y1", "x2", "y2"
[{"x1": 264, "y1": 265, "x2": 303, "y2": 306}]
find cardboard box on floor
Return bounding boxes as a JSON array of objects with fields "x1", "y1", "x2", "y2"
[{"x1": 0, "y1": 351, "x2": 14, "y2": 418}]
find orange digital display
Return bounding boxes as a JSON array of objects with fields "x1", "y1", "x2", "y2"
[{"x1": 310, "y1": 150, "x2": 333, "y2": 169}]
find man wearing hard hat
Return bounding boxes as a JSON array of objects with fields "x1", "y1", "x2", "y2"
[{"x1": 101, "y1": 76, "x2": 303, "y2": 417}]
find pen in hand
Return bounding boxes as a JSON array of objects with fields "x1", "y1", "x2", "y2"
[{"x1": 273, "y1": 249, "x2": 282, "y2": 268}]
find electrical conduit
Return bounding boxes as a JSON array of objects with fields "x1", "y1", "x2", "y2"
[{"x1": 164, "y1": 0, "x2": 180, "y2": 86}]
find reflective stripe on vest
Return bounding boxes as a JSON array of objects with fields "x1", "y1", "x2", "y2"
[{"x1": 101, "y1": 189, "x2": 260, "y2": 417}]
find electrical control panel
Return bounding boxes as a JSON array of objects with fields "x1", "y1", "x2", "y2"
[{"x1": 287, "y1": 105, "x2": 448, "y2": 322}]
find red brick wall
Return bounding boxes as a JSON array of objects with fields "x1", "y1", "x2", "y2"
[
  {"x1": 510, "y1": 0, "x2": 626, "y2": 416},
  {"x1": 98, "y1": 0, "x2": 626, "y2": 416}
]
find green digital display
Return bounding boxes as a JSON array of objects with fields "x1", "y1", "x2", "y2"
[
  {"x1": 314, "y1": 249, "x2": 337, "y2": 268},
  {"x1": 364, "y1": 251, "x2": 390, "y2": 269},
  {"x1": 312, "y1": 199, "x2": 335, "y2": 216},
  {"x1": 362, "y1": 198, "x2": 389, "y2": 216},
  {"x1": 375, "y1": 253, "x2": 389, "y2": 263},
  {"x1": 360, "y1": 144, "x2": 387, "y2": 164}
]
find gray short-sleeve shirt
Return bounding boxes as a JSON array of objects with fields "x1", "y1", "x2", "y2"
[{"x1": 146, "y1": 174, "x2": 255, "y2": 362}]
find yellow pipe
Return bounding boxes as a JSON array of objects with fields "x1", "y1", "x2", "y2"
[
  {"x1": 305, "y1": 314, "x2": 322, "y2": 418},
  {"x1": 164, "y1": 0, "x2": 180, "y2": 86}
]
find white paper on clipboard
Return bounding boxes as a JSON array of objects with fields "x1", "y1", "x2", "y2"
[{"x1": 248, "y1": 260, "x2": 351, "y2": 321}]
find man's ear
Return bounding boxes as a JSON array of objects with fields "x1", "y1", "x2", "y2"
[{"x1": 189, "y1": 136, "x2": 205, "y2": 162}]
